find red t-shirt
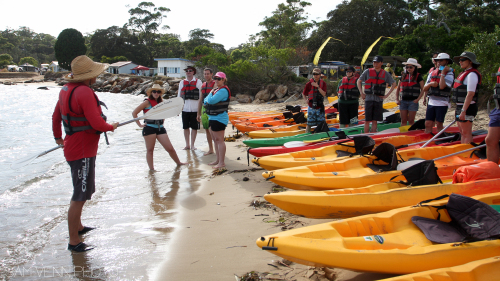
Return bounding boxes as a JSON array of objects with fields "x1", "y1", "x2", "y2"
[
  {"x1": 302, "y1": 79, "x2": 327, "y2": 108},
  {"x1": 52, "y1": 83, "x2": 114, "y2": 161}
]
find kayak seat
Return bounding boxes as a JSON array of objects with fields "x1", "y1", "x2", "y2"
[
  {"x1": 366, "y1": 143, "x2": 398, "y2": 172},
  {"x1": 408, "y1": 119, "x2": 426, "y2": 131},
  {"x1": 337, "y1": 136, "x2": 376, "y2": 158},
  {"x1": 408, "y1": 157, "x2": 425, "y2": 161},
  {"x1": 336, "y1": 150, "x2": 351, "y2": 157}
]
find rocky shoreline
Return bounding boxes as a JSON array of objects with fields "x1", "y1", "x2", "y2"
[{"x1": 0, "y1": 71, "x2": 309, "y2": 104}]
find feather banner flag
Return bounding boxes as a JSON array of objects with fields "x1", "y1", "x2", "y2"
[
  {"x1": 313, "y1": 37, "x2": 346, "y2": 65},
  {"x1": 360, "y1": 36, "x2": 397, "y2": 69}
]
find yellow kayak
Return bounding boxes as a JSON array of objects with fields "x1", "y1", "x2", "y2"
[
  {"x1": 380, "y1": 256, "x2": 500, "y2": 281},
  {"x1": 262, "y1": 143, "x2": 486, "y2": 190},
  {"x1": 255, "y1": 133, "x2": 436, "y2": 170},
  {"x1": 256, "y1": 192, "x2": 500, "y2": 274},
  {"x1": 247, "y1": 118, "x2": 339, "y2": 139},
  {"x1": 264, "y1": 178, "x2": 500, "y2": 219}
]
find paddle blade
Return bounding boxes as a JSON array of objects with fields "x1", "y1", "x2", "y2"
[
  {"x1": 143, "y1": 97, "x2": 184, "y2": 120},
  {"x1": 10, "y1": 145, "x2": 63, "y2": 170},
  {"x1": 383, "y1": 102, "x2": 397, "y2": 109},
  {"x1": 284, "y1": 141, "x2": 308, "y2": 148}
]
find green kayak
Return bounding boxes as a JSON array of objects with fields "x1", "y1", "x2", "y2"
[{"x1": 242, "y1": 122, "x2": 402, "y2": 148}]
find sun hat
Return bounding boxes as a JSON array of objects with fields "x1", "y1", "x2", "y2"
[
  {"x1": 435, "y1": 53, "x2": 453, "y2": 64},
  {"x1": 146, "y1": 83, "x2": 165, "y2": 96},
  {"x1": 214, "y1": 71, "x2": 227, "y2": 79},
  {"x1": 386, "y1": 63, "x2": 391, "y2": 67},
  {"x1": 183, "y1": 66, "x2": 197, "y2": 75},
  {"x1": 64, "y1": 55, "x2": 109, "y2": 82},
  {"x1": 402, "y1": 58, "x2": 422, "y2": 68},
  {"x1": 373, "y1": 55, "x2": 384, "y2": 62},
  {"x1": 453, "y1": 51, "x2": 480, "y2": 67}
]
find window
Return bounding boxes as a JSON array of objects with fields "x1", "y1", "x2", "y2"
[{"x1": 166, "y1": 67, "x2": 180, "y2": 74}]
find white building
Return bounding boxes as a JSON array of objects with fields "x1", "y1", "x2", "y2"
[
  {"x1": 107, "y1": 61, "x2": 139, "y2": 74},
  {"x1": 154, "y1": 58, "x2": 195, "y2": 78},
  {"x1": 49, "y1": 61, "x2": 68, "y2": 72}
]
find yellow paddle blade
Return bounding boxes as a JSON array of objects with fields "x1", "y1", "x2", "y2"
[
  {"x1": 360, "y1": 36, "x2": 397, "y2": 69},
  {"x1": 395, "y1": 109, "x2": 400, "y2": 113},
  {"x1": 328, "y1": 96, "x2": 339, "y2": 103},
  {"x1": 303, "y1": 137, "x2": 330, "y2": 143},
  {"x1": 400, "y1": 125, "x2": 411, "y2": 133},
  {"x1": 383, "y1": 102, "x2": 398, "y2": 109}
]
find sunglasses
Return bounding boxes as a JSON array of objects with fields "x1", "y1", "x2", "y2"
[
  {"x1": 186, "y1": 70, "x2": 194, "y2": 72},
  {"x1": 313, "y1": 73, "x2": 321, "y2": 75},
  {"x1": 346, "y1": 70, "x2": 353, "y2": 73},
  {"x1": 213, "y1": 77, "x2": 223, "y2": 81},
  {"x1": 459, "y1": 58, "x2": 469, "y2": 62},
  {"x1": 405, "y1": 66, "x2": 414, "y2": 69},
  {"x1": 151, "y1": 90, "x2": 162, "y2": 94}
]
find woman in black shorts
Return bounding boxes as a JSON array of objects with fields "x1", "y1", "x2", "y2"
[{"x1": 132, "y1": 84, "x2": 186, "y2": 170}]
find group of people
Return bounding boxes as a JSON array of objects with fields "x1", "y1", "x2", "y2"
[{"x1": 52, "y1": 56, "x2": 231, "y2": 252}]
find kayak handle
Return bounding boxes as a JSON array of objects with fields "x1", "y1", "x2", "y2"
[
  {"x1": 266, "y1": 176, "x2": 275, "y2": 181},
  {"x1": 262, "y1": 247, "x2": 278, "y2": 251}
]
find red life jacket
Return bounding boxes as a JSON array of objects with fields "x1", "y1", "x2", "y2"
[
  {"x1": 181, "y1": 79, "x2": 199, "y2": 100},
  {"x1": 201, "y1": 80, "x2": 216, "y2": 100},
  {"x1": 494, "y1": 67, "x2": 500, "y2": 108},
  {"x1": 399, "y1": 73, "x2": 421, "y2": 101},
  {"x1": 428, "y1": 68, "x2": 453, "y2": 97},
  {"x1": 307, "y1": 79, "x2": 326, "y2": 108},
  {"x1": 206, "y1": 86, "x2": 231, "y2": 115},
  {"x1": 451, "y1": 68, "x2": 482, "y2": 103},
  {"x1": 143, "y1": 98, "x2": 164, "y2": 126},
  {"x1": 338, "y1": 76, "x2": 359, "y2": 100},
  {"x1": 59, "y1": 84, "x2": 106, "y2": 135},
  {"x1": 428, "y1": 67, "x2": 435, "y2": 74},
  {"x1": 364, "y1": 68, "x2": 386, "y2": 96}
]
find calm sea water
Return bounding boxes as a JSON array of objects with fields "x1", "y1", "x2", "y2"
[{"x1": 0, "y1": 84, "x2": 210, "y2": 280}]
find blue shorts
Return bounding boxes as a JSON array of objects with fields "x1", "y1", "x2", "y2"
[
  {"x1": 400, "y1": 100, "x2": 419, "y2": 112},
  {"x1": 425, "y1": 105, "x2": 448, "y2": 123},
  {"x1": 489, "y1": 108, "x2": 500, "y2": 127},
  {"x1": 307, "y1": 107, "x2": 325, "y2": 126}
]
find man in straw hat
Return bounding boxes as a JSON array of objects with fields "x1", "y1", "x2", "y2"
[
  {"x1": 486, "y1": 41, "x2": 500, "y2": 162},
  {"x1": 52, "y1": 55, "x2": 118, "y2": 252},
  {"x1": 178, "y1": 65, "x2": 202, "y2": 150}
]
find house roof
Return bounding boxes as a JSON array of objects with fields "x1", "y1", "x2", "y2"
[
  {"x1": 154, "y1": 58, "x2": 193, "y2": 62},
  {"x1": 50, "y1": 61, "x2": 58, "y2": 66},
  {"x1": 109, "y1": 61, "x2": 136, "y2": 68}
]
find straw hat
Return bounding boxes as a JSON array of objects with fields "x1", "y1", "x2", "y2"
[
  {"x1": 64, "y1": 55, "x2": 109, "y2": 82},
  {"x1": 402, "y1": 58, "x2": 422, "y2": 68},
  {"x1": 146, "y1": 83, "x2": 165, "y2": 96}
]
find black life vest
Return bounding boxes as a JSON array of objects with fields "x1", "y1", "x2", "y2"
[
  {"x1": 428, "y1": 69, "x2": 453, "y2": 97},
  {"x1": 205, "y1": 86, "x2": 231, "y2": 115},
  {"x1": 307, "y1": 79, "x2": 326, "y2": 108},
  {"x1": 338, "y1": 76, "x2": 359, "y2": 100},
  {"x1": 181, "y1": 79, "x2": 200, "y2": 100},
  {"x1": 451, "y1": 68, "x2": 482, "y2": 103},
  {"x1": 201, "y1": 80, "x2": 215, "y2": 100},
  {"x1": 364, "y1": 68, "x2": 386, "y2": 96},
  {"x1": 59, "y1": 84, "x2": 107, "y2": 136},
  {"x1": 143, "y1": 98, "x2": 164, "y2": 126},
  {"x1": 400, "y1": 72, "x2": 421, "y2": 100},
  {"x1": 494, "y1": 67, "x2": 500, "y2": 109}
]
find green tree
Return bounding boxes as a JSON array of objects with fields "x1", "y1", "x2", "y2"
[
  {"x1": 256, "y1": 0, "x2": 312, "y2": 49},
  {"x1": 182, "y1": 28, "x2": 215, "y2": 55},
  {"x1": 0, "y1": 53, "x2": 13, "y2": 67},
  {"x1": 54, "y1": 28, "x2": 87, "y2": 71},
  {"x1": 155, "y1": 33, "x2": 184, "y2": 58},
  {"x1": 127, "y1": 1, "x2": 170, "y2": 65},
  {"x1": 90, "y1": 26, "x2": 149, "y2": 65},
  {"x1": 100, "y1": 55, "x2": 129, "y2": 64},
  {"x1": 19, "y1": 56, "x2": 38, "y2": 67}
]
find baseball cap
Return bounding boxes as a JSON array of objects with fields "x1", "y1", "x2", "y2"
[{"x1": 373, "y1": 55, "x2": 384, "y2": 62}]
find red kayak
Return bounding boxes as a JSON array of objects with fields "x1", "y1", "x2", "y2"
[{"x1": 248, "y1": 127, "x2": 462, "y2": 158}]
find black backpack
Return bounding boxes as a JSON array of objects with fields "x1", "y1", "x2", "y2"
[{"x1": 412, "y1": 193, "x2": 500, "y2": 244}]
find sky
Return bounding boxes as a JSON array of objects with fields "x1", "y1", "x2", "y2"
[{"x1": 2, "y1": 0, "x2": 343, "y2": 49}]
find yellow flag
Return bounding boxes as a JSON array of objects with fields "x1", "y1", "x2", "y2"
[
  {"x1": 360, "y1": 36, "x2": 396, "y2": 69},
  {"x1": 313, "y1": 37, "x2": 346, "y2": 65}
]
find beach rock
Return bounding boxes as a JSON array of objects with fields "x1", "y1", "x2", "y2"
[
  {"x1": 37, "y1": 87, "x2": 49, "y2": 90},
  {"x1": 108, "y1": 75, "x2": 119, "y2": 83},
  {"x1": 255, "y1": 89, "x2": 271, "y2": 102},
  {"x1": 110, "y1": 85, "x2": 121, "y2": 93},
  {"x1": 24, "y1": 79, "x2": 34, "y2": 83},
  {"x1": 235, "y1": 94, "x2": 253, "y2": 104},
  {"x1": 252, "y1": 99, "x2": 262, "y2": 104},
  {"x1": 275, "y1": 85, "x2": 288, "y2": 99}
]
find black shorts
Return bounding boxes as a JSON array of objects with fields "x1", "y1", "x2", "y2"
[
  {"x1": 364, "y1": 100, "x2": 383, "y2": 121},
  {"x1": 338, "y1": 102, "x2": 359, "y2": 125},
  {"x1": 68, "y1": 157, "x2": 96, "y2": 201},
  {"x1": 209, "y1": 120, "x2": 227, "y2": 132},
  {"x1": 142, "y1": 126, "x2": 167, "y2": 136},
  {"x1": 455, "y1": 103, "x2": 478, "y2": 123},
  {"x1": 182, "y1": 111, "x2": 199, "y2": 130}
]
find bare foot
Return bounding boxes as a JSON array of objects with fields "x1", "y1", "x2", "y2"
[
  {"x1": 208, "y1": 161, "x2": 218, "y2": 165},
  {"x1": 182, "y1": 146, "x2": 190, "y2": 150},
  {"x1": 177, "y1": 162, "x2": 188, "y2": 166},
  {"x1": 212, "y1": 164, "x2": 226, "y2": 169},
  {"x1": 191, "y1": 147, "x2": 197, "y2": 150},
  {"x1": 203, "y1": 151, "x2": 214, "y2": 156}
]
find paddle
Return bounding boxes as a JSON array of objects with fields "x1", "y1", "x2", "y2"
[
  {"x1": 11, "y1": 97, "x2": 184, "y2": 169},
  {"x1": 421, "y1": 120, "x2": 457, "y2": 148},
  {"x1": 383, "y1": 102, "x2": 398, "y2": 109},
  {"x1": 397, "y1": 143, "x2": 486, "y2": 170}
]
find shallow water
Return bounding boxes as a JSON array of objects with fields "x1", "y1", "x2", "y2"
[{"x1": 0, "y1": 84, "x2": 210, "y2": 280}]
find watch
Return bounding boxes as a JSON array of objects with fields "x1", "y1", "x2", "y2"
[{"x1": 461, "y1": 109, "x2": 466, "y2": 113}]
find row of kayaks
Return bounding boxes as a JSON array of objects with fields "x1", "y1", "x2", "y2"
[{"x1": 234, "y1": 108, "x2": 500, "y2": 279}]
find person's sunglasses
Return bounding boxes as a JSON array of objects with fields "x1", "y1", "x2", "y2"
[
  {"x1": 186, "y1": 70, "x2": 194, "y2": 72},
  {"x1": 151, "y1": 90, "x2": 161, "y2": 93},
  {"x1": 313, "y1": 73, "x2": 320, "y2": 75},
  {"x1": 346, "y1": 70, "x2": 353, "y2": 73},
  {"x1": 213, "y1": 77, "x2": 223, "y2": 81},
  {"x1": 459, "y1": 58, "x2": 469, "y2": 62},
  {"x1": 405, "y1": 66, "x2": 414, "y2": 69}
]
